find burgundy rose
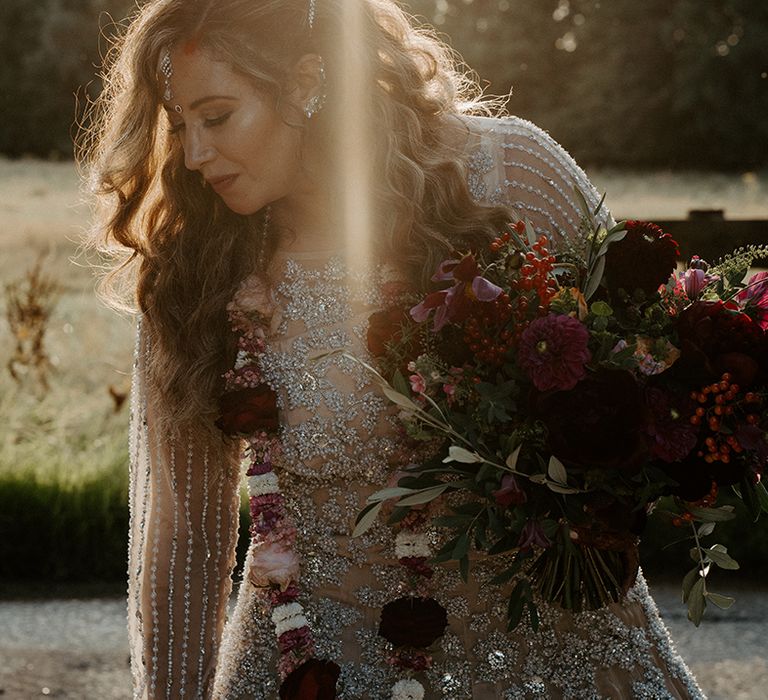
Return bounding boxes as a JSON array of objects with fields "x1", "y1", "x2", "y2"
[
  {"x1": 378, "y1": 596, "x2": 447, "y2": 648},
  {"x1": 279, "y1": 658, "x2": 340, "y2": 700},
  {"x1": 532, "y1": 369, "x2": 648, "y2": 472},
  {"x1": 604, "y1": 220, "x2": 679, "y2": 297},
  {"x1": 367, "y1": 307, "x2": 412, "y2": 358},
  {"x1": 216, "y1": 384, "x2": 279, "y2": 436},
  {"x1": 644, "y1": 387, "x2": 698, "y2": 463},
  {"x1": 518, "y1": 314, "x2": 591, "y2": 391},
  {"x1": 676, "y1": 301, "x2": 767, "y2": 387}
]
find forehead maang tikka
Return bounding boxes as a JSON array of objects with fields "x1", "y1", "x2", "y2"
[{"x1": 160, "y1": 47, "x2": 182, "y2": 113}]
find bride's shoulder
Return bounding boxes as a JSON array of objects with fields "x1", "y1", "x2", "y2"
[
  {"x1": 459, "y1": 113, "x2": 583, "y2": 171},
  {"x1": 452, "y1": 113, "x2": 612, "y2": 235}
]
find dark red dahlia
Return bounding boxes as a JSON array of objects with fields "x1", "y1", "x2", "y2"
[
  {"x1": 604, "y1": 220, "x2": 679, "y2": 297},
  {"x1": 518, "y1": 314, "x2": 591, "y2": 391},
  {"x1": 644, "y1": 387, "x2": 698, "y2": 463},
  {"x1": 378, "y1": 596, "x2": 447, "y2": 648},
  {"x1": 676, "y1": 301, "x2": 767, "y2": 387},
  {"x1": 532, "y1": 369, "x2": 648, "y2": 472},
  {"x1": 216, "y1": 384, "x2": 279, "y2": 436},
  {"x1": 279, "y1": 658, "x2": 340, "y2": 700}
]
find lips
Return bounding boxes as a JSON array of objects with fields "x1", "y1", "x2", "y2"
[{"x1": 206, "y1": 174, "x2": 238, "y2": 193}]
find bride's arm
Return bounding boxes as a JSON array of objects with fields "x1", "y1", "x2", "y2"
[{"x1": 127, "y1": 319, "x2": 242, "y2": 699}]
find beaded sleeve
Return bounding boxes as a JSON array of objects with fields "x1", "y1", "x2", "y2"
[
  {"x1": 465, "y1": 114, "x2": 614, "y2": 241},
  {"x1": 127, "y1": 319, "x2": 242, "y2": 699}
]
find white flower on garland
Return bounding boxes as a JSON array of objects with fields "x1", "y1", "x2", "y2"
[
  {"x1": 395, "y1": 531, "x2": 431, "y2": 559},
  {"x1": 391, "y1": 678, "x2": 425, "y2": 700},
  {"x1": 234, "y1": 349, "x2": 253, "y2": 370},
  {"x1": 248, "y1": 471, "x2": 281, "y2": 496},
  {"x1": 271, "y1": 602, "x2": 308, "y2": 637}
]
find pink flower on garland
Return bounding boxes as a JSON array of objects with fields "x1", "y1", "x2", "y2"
[
  {"x1": 249, "y1": 542, "x2": 301, "y2": 590},
  {"x1": 518, "y1": 315, "x2": 592, "y2": 391}
]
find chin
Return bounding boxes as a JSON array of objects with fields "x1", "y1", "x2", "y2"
[{"x1": 221, "y1": 197, "x2": 262, "y2": 216}]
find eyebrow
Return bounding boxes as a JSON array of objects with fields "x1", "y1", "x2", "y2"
[
  {"x1": 164, "y1": 95, "x2": 239, "y2": 114},
  {"x1": 190, "y1": 95, "x2": 238, "y2": 110}
]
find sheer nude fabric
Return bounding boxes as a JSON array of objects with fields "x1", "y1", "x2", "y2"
[{"x1": 127, "y1": 115, "x2": 705, "y2": 699}]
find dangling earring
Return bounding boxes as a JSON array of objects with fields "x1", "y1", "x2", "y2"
[
  {"x1": 304, "y1": 58, "x2": 327, "y2": 119},
  {"x1": 257, "y1": 205, "x2": 271, "y2": 265}
]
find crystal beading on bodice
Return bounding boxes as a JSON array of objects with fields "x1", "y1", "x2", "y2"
[{"x1": 212, "y1": 247, "x2": 705, "y2": 700}]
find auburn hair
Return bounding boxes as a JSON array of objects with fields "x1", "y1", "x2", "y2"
[{"x1": 79, "y1": 0, "x2": 512, "y2": 428}]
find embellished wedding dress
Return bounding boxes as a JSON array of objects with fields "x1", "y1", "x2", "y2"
[{"x1": 127, "y1": 115, "x2": 706, "y2": 699}]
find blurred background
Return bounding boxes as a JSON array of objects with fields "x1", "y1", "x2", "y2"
[{"x1": 0, "y1": 0, "x2": 766, "y2": 698}]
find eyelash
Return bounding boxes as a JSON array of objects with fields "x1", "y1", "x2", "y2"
[{"x1": 167, "y1": 112, "x2": 232, "y2": 135}]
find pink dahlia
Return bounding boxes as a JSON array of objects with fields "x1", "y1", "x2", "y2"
[{"x1": 518, "y1": 315, "x2": 591, "y2": 391}]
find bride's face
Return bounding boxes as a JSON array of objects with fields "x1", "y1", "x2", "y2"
[{"x1": 163, "y1": 47, "x2": 304, "y2": 215}]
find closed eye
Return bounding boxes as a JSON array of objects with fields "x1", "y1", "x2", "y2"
[
  {"x1": 167, "y1": 122, "x2": 185, "y2": 135},
  {"x1": 204, "y1": 113, "x2": 231, "y2": 128}
]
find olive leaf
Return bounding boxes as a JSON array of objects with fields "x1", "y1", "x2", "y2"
[
  {"x1": 547, "y1": 456, "x2": 568, "y2": 485},
  {"x1": 706, "y1": 544, "x2": 740, "y2": 570},
  {"x1": 397, "y1": 484, "x2": 449, "y2": 506},
  {"x1": 353, "y1": 501, "x2": 382, "y2": 537},
  {"x1": 687, "y1": 505, "x2": 736, "y2": 522},
  {"x1": 505, "y1": 444, "x2": 522, "y2": 470},
  {"x1": 705, "y1": 592, "x2": 735, "y2": 610},
  {"x1": 687, "y1": 578, "x2": 706, "y2": 626},
  {"x1": 443, "y1": 445, "x2": 483, "y2": 464}
]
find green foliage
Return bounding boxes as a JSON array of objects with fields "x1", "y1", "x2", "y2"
[
  {"x1": 2, "y1": 0, "x2": 767, "y2": 166},
  {"x1": 0, "y1": 0, "x2": 132, "y2": 158},
  {"x1": 0, "y1": 459, "x2": 129, "y2": 584},
  {"x1": 408, "y1": 0, "x2": 768, "y2": 169}
]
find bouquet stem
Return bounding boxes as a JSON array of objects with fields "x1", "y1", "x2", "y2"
[{"x1": 527, "y1": 535, "x2": 638, "y2": 613}]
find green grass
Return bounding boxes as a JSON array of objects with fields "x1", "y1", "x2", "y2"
[{"x1": 1, "y1": 159, "x2": 766, "y2": 590}]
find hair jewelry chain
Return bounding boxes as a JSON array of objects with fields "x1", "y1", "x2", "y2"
[
  {"x1": 308, "y1": 0, "x2": 316, "y2": 30},
  {"x1": 160, "y1": 48, "x2": 174, "y2": 102},
  {"x1": 160, "y1": 47, "x2": 183, "y2": 113}
]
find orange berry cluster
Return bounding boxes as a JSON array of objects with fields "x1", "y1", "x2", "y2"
[
  {"x1": 688, "y1": 372, "x2": 764, "y2": 464},
  {"x1": 672, "y1": 481, "x2": 719, "y2": 527},
  {"x1": 509, "y1": 235, "x2": 558, "y2": 302}
]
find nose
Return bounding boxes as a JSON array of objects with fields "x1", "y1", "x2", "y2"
[{"x1": 183, "y1": 126, "x2": 216, "y2": 172}]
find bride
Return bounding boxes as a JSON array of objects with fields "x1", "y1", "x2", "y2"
[{"x1": 82, "y1": 0, "x2": 705, "y2": 697}]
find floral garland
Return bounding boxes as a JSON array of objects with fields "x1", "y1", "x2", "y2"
[{"x1": 217, "y1": 272, "x2": 450, "y2": 699}]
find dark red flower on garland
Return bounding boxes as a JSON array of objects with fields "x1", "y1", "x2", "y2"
[
  {"x1": 675, "y1": 300, "x2": 767, "y2": 387},
  {"x1": 378, "y1": 596, "x2": 447, "y2": 648},
  {"x1": 367, "y1": 307, "x2": 416, "y2": 358},
  {"x1": 216, "y1": 384, "x2": 279, "y2": 436},
  {"x1": 604, "y1": 220, "x2": 679, "y2": 297},
  {"x1": 279, "y1": 658, "x2": 340, "y2": 700},
  {"x1": 532, "y1": 369, "x2": 648, "y2": 472}
]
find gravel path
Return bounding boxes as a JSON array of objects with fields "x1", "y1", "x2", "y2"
[{"x1": 0, "y1": 581, "x2": 765, "y2": 699}]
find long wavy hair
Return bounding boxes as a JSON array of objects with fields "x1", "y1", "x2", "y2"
[{"x1": 79, "y1": 0, "x2": 513, "y2": 429}]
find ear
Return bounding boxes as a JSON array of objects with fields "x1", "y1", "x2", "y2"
[{"x1": 288, "y1": 53, "x2": 325, "y2": 106}]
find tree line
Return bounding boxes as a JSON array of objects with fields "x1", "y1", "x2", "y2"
[{"x1": 1, "y1": 0, "x2": 766, "y2": 169}]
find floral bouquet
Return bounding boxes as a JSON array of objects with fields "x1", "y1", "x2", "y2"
[{"x1": 357, "y1": 193, "x2": 768, "y2": 629}]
